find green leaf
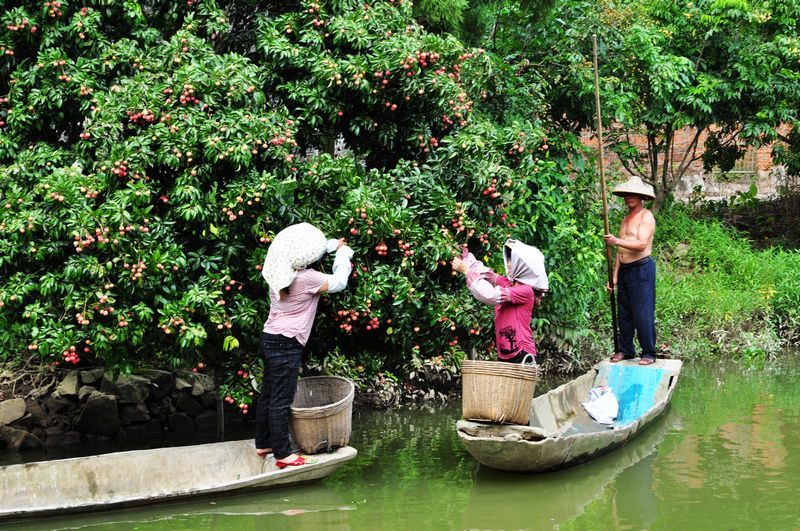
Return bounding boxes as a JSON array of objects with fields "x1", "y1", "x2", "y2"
[{"x1": 223, "y1": 335, "x2": 240, "y2": 351}]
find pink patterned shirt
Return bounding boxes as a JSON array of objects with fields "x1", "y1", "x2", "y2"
[
  {"x1": 466, "y1": 270, "x2": 537, "y2": 360},
  {"x1": 263, "y1": 269, "x2": 328, "y2": 346}
]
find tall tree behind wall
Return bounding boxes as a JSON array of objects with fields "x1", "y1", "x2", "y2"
[{"x1": 475, "y1": 0, "x2": 800, "y2": 208}]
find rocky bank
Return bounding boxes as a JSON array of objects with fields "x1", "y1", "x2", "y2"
[{"x1": 0, "y1": 368, "x2": 241, "y2": 455}]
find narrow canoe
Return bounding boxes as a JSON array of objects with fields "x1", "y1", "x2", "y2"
[
  {"x1": 0, "y1": 439, "x2": 356, "y2": 521},
  {"x1": 457, "y1": 358, "x2": 682, "y2": 472}
]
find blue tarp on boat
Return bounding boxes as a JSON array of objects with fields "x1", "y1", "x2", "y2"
[{"x1": 597, "y1": 365, "x2": 665, "y2": 425}]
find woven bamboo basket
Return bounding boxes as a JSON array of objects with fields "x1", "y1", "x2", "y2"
[
  {"x1": 290, "y1": 376, "x2": 355, "y2": 454},
  {"x1": 461, "y1": 359, "x2": 539, "y2": 425}
]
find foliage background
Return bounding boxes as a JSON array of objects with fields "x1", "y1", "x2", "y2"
[
  {"x1": 0, "y1": 0, "x2": 607, "y2": 407},
  {"x1": 1, "y1": 0, "x2": 799, "y2": 408}
]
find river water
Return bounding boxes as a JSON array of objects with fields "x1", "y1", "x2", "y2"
[{"x1": 8, "y1": 360, "x2": 800, "y2": 530}]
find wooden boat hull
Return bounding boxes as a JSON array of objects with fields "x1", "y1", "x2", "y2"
[
  {"x1": 0, "y1": 439, "x2": 356, "y2": 520},
  {"x1": 457, "y1": 359, "x2": 682, "y2": 472}
]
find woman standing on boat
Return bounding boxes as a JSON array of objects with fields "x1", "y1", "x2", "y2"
[
  {"x1": 451, "y1": 239, "x2": 548, "y2": 363},
  {"x1": 257, "y1": 223, "x2": 354, "y2": 468}
]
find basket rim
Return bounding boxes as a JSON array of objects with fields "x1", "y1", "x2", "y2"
[
  {"x1": 461, "y1": 363, "x2": 539, "y2": 380},
  {"x1": 291, "y1": 375, "x2": 355, "y2": 413},
  {"x1": 462, "y1": 359, "x2": 536, "y2": 367}
]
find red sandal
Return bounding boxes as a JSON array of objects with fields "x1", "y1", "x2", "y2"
[
  {"x1": 255, "y1": 448, "x2": 273, "y2": 459},
  {"x1": 276, "y1": 456, "x2": 306, "y2": 469}
]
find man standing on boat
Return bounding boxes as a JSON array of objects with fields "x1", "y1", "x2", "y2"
[{"x1": 604, "y1": 176, "x2": 657, "y2": 366}]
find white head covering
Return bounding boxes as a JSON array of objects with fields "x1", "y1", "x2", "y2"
[
  {"x1": 503, "y1": 239, "x2": 549, "y2": 291},
  {"x1": 262, "y1": 223, "x2": 328, "y2": 296},
  {"x1": 612, "y1": 176, "x2": 655, "y2": 200}
]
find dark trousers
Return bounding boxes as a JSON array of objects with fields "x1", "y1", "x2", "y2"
[
  {"x1": 617, "y1": 257, "x2": 656, "y2": 360},
  {"x1": 255, "y1": 332, "x2": 303, "y2": 459}
]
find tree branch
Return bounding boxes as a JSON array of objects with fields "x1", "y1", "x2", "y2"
[
  {"x1": 672, "y1": 127, "x2": 703, "y2": 183},
  {"x1": 617, "y1": 155, "x2": 644, "y2": 178},
  {"x1": 490, "y1": 1, "x2": 503, "y2": 51},
  {"x1": 624, "y1": 131, "x2": 648, "y2": 176}
]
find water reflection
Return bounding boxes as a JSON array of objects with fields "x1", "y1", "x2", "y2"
[
  {"x1": 570, "y1": 361, "x2": 800, "y2": 531},
  {"x1": 461, "y1": 412, "x2": 675, "y2": 530},
  {"x1": 11, "y1": 483, "x2": 354, "y2": 531},
  {"x1": 325, "y1": 404, "x2": 474, "y2": 530},
  {"x1": 719, "y1": 401, "x2": 787, "y2": 472}
]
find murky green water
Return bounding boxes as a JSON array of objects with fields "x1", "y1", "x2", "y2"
[{"x1": 7, "y1": 360, "x2": 800, "y2": 530}]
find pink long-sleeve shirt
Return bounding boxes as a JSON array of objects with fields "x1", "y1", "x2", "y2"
[
  {"x1": 263, "y1": 269, "x2": 328, "y2": 346},
  {"x1": 465, "y1": 269, "x2": 537, "y2": 360}
]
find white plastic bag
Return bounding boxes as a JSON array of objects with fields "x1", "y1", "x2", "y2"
[{"x1": 582, "y1": 385, "x2": 619, "y2": 425}]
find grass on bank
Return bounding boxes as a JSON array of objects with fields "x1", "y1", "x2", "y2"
[{"x1": 650, "y1": 205, "x2": 800, "y2": 361}]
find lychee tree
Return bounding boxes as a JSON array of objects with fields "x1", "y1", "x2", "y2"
[{"x1": 0, "y1": 0, "x2": 604, "y2": 407}]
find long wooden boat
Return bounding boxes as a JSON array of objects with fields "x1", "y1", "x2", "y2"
[
  {"x1": 457, "y1": 358, "x2": 682, "y2": 472},
  {"x1": 0, "y1": 439, "x2": 356, "y2": 521}
]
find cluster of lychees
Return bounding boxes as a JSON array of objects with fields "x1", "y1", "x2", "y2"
[
  {"x1": 60, "y1": 345, "x2": 82, "y2": 365},
  {"x1": 128, "y1": 109, "x2": 156, "y2": 125},
  {"x1": 111, "y1": 160, "x2": 128, "y2": 178},
  {"x1": 45, "y1": 0, "x2": 64, "y2": 18}
]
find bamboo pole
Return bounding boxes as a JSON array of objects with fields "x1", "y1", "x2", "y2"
[{"x1": 592, "y1": 34, "x2": 620, "y2": 354}]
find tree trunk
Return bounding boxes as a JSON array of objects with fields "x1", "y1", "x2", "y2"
[
  {"x1": 653, "y1": 128, "x2": 674, "y2": 213},
  {"x1": 322, "y1": 134, "x2": 336, "y2": 157},
  {"x1": 645, "y1": 131, "x2": 663, "y2": 212}
]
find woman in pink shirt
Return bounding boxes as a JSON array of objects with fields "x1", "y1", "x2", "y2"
[
  {"x1": 257, "y1": 223, "x2": 354, "y2": 468},
  {"x1": 452, "y1": 239, "x2": 548, "y2": 363}
]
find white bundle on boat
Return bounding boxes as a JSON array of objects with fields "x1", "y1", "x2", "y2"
[{"x1": 582, "y1": 385, "x2": 619, "y2": 425}]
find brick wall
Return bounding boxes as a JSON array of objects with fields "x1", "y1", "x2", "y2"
[{"x1": 581, "y1": 127, "x2": 784, "y2": 200}]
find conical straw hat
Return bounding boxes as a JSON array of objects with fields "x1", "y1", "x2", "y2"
[{"x1": 611, "y1": 176, "x2": 655, "y2": 200}]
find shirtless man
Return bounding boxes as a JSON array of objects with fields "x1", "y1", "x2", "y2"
[{"x1": 603, "y1": 176, "x2": 657, "y2": 365}]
